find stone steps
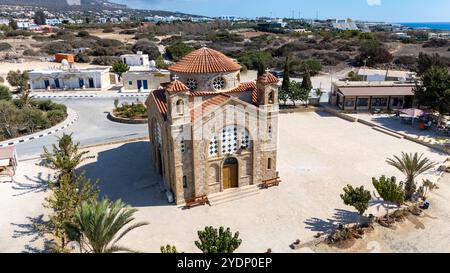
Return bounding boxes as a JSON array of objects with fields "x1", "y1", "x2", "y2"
[
  {"x1": 372, "y1": 126, "x2": 404, "y2": 139},
  {"x1": 208, "y1": 185, "x2": 261, "y2": 206}
]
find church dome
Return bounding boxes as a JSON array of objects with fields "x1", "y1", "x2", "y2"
[{"x1": 169, "y1": 47, "x2": 241, "y2": 74}]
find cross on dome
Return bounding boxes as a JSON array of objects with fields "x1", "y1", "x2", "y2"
[
  {"x1": 173, "y1": 74, "x2": 179, "y2": 81},
  {"x1": 265, "y1": 68, "x2": 271, "y2": 74}
]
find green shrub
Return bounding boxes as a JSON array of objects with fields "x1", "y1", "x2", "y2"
[
  {"x1": 0, "y1": 42, "x2": 12, "y2": 51},
  {"x1": 23, "y1": 49, "x2": 36, "y2": 56},
  {"x1": 92, "y1": 56, "x2": 120, "y2": 66},
  {"x1": 119, "y1": 29, "x2": 136, "y2": 35},
  {"x1": 75, "y1": 53, "x2": 91, "y2": 63},
  {"x1": 166, "y1": 42, "x2": 194, "y2": 61},
  {"x1": 102, "y1": 26, "x2": 114, "y2": 33},
  {"x1": 77, "y1": 30, "x2": 90, "y2": 37},
  {"x1": 47, "y1": 109, "x2": 66, "y2": 125},
  {"x1": 0, "y1": 85, "x2": 12, "y2": 101}
]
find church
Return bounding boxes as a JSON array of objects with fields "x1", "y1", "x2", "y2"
[{"x1": 146, "y1": 47, "x2": 280, "y2": 204}]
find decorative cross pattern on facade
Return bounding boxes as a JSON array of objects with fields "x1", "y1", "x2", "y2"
[
  {"x1": 181, "y1": 138, "x2": 186, "y2": 153},
  {"x1": 208, "y1": 135, "x2": 219, "y2": 157}
]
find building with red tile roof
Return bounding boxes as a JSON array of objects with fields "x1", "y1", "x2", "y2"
[{"x1": 146, "y1": 47, "x2": 280, "y2": 205}]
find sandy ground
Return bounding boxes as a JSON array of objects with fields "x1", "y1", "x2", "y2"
[
  {"x1": 86, "y1": 28, "x2": 135, "y2": 44},
  {"x1": 0, "y1": 160, "x2": 53, "y2": 253},
  {"x1": 310, "y1": 173, "x2": 450, "y2": 253},
  {"x1": 1, "y1": 111, "x2": 447, "y2": 253}
]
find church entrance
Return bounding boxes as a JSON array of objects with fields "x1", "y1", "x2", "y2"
[{"x1": 223, "y1": 157, "x2": 238, "y2": 190}]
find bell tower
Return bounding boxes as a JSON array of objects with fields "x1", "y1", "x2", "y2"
[
  {"x1": 256, "y1": 69, "x2": 280, "y2": 108},
  {"x1": 166, "y1": 75, "x2": 190, "y2": 125}
]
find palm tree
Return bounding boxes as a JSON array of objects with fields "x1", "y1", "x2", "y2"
[
  {"x1": 386, "y1": 152, "x2": 437, "y2": 201},
  {"x1": 75, "y1": 199, "x2": 148, "y2": 253}
]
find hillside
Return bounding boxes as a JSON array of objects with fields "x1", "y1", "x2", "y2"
[{"x1": 0, "y1": 0, "x2": 128, "y2": 10}]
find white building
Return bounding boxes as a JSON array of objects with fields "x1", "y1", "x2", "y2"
[
  {"x1": 358, "y1": 69, "x2": 416, "y2": 82},
  {"x1": 428, "y1": 32, "x2": 450, "y2": 40},
  {"x1": 0, "y1": 18, "x2": 10, "y2": 25},
  {"x1": 122, "y1": 67, "x2": 170, "y2": 92},
  {"x1": 29, "y1": 67, "x2": 112, "y2": 92},
  {"x1": 17, "y1": 19, "x2": 33, "y2": 29},
  {"x1": 332, "y1": 19, "x2": 359, "y2": 31},
  {"x1": 45, "y1": 18, "x2": 62, "y2": 26},
  {"x1": 121, "y1": 52, "x2": 150, "y2": 67}
]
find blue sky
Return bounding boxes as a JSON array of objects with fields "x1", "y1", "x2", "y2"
[{"x1": 110, "y1": 0, "x2": 450, "y2": 22}]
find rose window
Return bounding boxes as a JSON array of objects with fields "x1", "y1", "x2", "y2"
[
  {"x1": 212, "y1": 77, "x2": 226, "y2": 90},
  {"x1": 186, "y1": 78, "x2": 198, "y2": 91}
]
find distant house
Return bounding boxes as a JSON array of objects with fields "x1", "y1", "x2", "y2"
[
  {"x1": 120, "y1": 52, "x2": 150, "y2": 67},
  {"x1": 122, "y1": 68, "x2": 170, "y2": 92},
  {"x1": 55, "y1": 53, "x2": 75, "y2": 64},
  {"x1": 29, "y1": 67, "x2": 112, "y2": 92},
  {"x1": 17, "y1": 19, "x2": 32, "y2": 29},
  {"x1": 0, "y1": 18, "x2": 10, "y2": 25},
  {"x1": 357, "y1": 69, "x2": 416, "y2": 82},
  {"x1": 330, "y1": 81, "x2": 416, "y2": 112},
  {"x1": 45, "y1": 18, "x2": 62, "y2": 26},
  {"x1": 428, "y1": 32, "x2": 450, "y2": 40},
  {"x1": 332, "y1": 19, "x2": 359, "y2": 31}
]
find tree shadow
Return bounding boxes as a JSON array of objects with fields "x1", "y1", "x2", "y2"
[
  {"x1": 11, "y1": 172, "x2": 51, "y2": 196},
  {"x1": 79, "y1": 141, "x2": 169, "y2": 207},
  {"x1": 10, "y1": 214, "x2": 52, "y2": 253},
  {"x1": 304, "y1": 209, "x2": 360, "y2": 234}
]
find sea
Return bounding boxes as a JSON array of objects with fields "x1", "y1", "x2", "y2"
[{"x1": 398, "y1": 22, "x2": 450, "y2": 31}]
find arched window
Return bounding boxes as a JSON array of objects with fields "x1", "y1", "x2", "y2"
[
  {"x1": 268, "y1": 91, "x2": 274, "y2": 104},
  {"x1": 267, "y1": 158, "x2": 272, "y2": 170},
  {"x1": 176, "y1": 99, "x2": 184, "y2": 114},
  {"x1": 221, "y1": 125, "x2": 251, "y2": 155},
  {"x1": 155, "y1": 123, "x2": 162, "y2": 147}
]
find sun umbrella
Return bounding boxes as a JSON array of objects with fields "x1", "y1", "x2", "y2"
[{"x1": 399, "y1": 108, "x2": 424, "y2": 118}]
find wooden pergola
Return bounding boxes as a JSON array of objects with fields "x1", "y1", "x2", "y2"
[{"x1": 0, "y1": 146, "x2": 18, "y2": 178}]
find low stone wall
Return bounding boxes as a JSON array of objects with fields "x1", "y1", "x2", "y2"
[
  {"x1": 323, "y1": 106, "x2": 449, "y2": 155},
  {"x1": 107, "y1": 112, "x2": 148, "y2": 124},
  {"x1": 322, "y1": 107, "x2": 357, "y2": 122},
  {"x1": 279, "y1": 106, "x2": 319, "y2": 114}
]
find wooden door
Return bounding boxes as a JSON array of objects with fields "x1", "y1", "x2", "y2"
[
  {"x1": 223, "y1": 166, "x2": 231, "y2": 189},
  {"x1": 223, "y1": 160, "x2": 238, "y2": 190}
]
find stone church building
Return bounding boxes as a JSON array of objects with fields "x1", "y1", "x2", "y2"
[{"x1": 146, "y1": 47, "x2": 280, "y2": 204}]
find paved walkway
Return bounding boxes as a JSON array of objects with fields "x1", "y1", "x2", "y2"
[{"x1": 1, "y1": 112, "x2": 447, "y2": 253}]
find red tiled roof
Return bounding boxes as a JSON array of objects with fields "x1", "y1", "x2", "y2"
[
  {"x1": 151, "y1": 82, "x2": 258, "y2": 121},
  {"x1": 152, "y1": 89, "x2": 168, "y2": 120},
  {"x1": 165, "y1": 80, "x2": 189, "y2": 93},
  {"x1": 257, "y1": 72, "x2": 279, "y2": 84},
  {"x1": 169, "y1": 47, "x2": 242, "y2": 74},
  {"x1": 190, "y1": 94, "x2": 231, "y2": 122}
]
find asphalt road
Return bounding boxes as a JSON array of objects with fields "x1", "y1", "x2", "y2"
[{"x1": 15, "y1": 96, "x2": 149, "y2": 159}]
